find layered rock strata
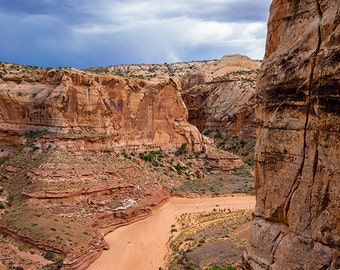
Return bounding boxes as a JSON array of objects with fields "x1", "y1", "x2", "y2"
[
  {"x1": 182, "y1": 79, "x2": 257, "y2": 140},
  {"x1": 104, "y1": 54, "x2": 260, "y2": 141},
  {"x1": 244, "y1": 0, "x2": 340, "y2": 269},
  {"x1": 180, "y1": 55, "x2": 260, "y2": 140},
  {"x1": 0, "y1": 66, "x2": 204, "y2": 153}
]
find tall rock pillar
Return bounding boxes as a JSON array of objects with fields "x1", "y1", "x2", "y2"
[{"x1": 244, "y1": 0, "x2": 340, "y2": 268}]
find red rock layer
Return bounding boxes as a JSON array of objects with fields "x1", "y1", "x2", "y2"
[{"x1": 0, "y1": 68, "x2": 204, "y2": 153}]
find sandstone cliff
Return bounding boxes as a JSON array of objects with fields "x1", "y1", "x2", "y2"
[
  {"x1": 0, "y1": 64, "x2": 204, "y2": 154},
  {"x1": 99, "y1": 54, "x2": 260, "y2": 141},
  {"x1": 244, "y1": 0, "x2": 340, "y2": 269},
  {"x1": 180, "y1": 55, "x2": 259, "y2": 141},
  {"x1": 181, "y1": 75, "x2": 257, "y2": 140}
]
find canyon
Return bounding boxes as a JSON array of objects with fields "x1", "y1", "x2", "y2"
[
  {"x1": 243, "y1": 0, "x2": 340, "y2": 269},
  {"x1": 1, "y1": 0, "x2": 338, "y2": 267},
  {"x1": 0, "y1": 55, "x2": 259, "y2": 269}
]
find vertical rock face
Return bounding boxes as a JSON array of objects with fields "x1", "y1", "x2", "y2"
[
  {"x1": 181, "y1": 55, "x2": 260, "y2": 141},
  {"x1": 0, "y1": 68, "x2": 204, "y2": 153},
  {"x1": 244, "y1": 0, "x2": 340, "y2": 269},
  {"x1": 182, "y1": 80, "x2": 257, "y2": 140}
]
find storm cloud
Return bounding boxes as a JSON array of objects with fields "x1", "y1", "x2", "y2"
[{"x1": 0, "y1": 0, "x2": 271, "y2": 68}]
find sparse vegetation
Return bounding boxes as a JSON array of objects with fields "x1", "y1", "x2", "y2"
[
  {"x1": 174, "y1": 163, "x2": 182, "y2": 175},
  {"x1": 138, "y1": 150, "x2": 165, "y2": 167},
  {"x1": 175, "y1": 143, "x2": 188, "y2": 156},
  {"x1": 24, "y1": 129, "x2": 48, "y2": 139},
  {"x1": 167, "y1": 209, "x2": 253, "y2": 269}
]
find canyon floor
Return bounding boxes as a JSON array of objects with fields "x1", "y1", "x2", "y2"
[
  {"x1": 89, "y1": 195, "x2": 255, "y2": 270},
  {"x1": 0, "y1": 139, "x2": 255, "y2": 270}
]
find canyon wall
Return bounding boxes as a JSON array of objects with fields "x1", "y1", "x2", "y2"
[
  {"x1": 0, "y1": 66, "x2": 204, "y2": 153},
  {"x1": 182, "y1": 78, "x2": 257, "y2": 140},
  {"x1": 181, "y1": 55, "x2": 260, "y2": 140},
  {"x1": 105, "y1": 54, "x2": 260, "y2": 141},
  {"x1": 244, "y1": 0, "x2": 340, "y2": 269}
]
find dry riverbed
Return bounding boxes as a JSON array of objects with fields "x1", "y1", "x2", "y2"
[{"x1": 88, "y1": 194, "x2": 255, "y2": 270}]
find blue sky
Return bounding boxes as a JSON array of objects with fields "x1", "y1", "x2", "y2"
[{"x1": 0, "y1": 0, "x2": 272, "y2": 68}]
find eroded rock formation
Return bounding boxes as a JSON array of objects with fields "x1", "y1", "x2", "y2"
[
  {"x1": 244, "y1": 0, "x2": 340, "y2": 269},
  {"x1": 181, "y1": 55, "x2": 260, "y2": 141},
  {"x1": 182, "y1": 79, "x2": 257, "y2": 140},
  {"x1": 0, "y1": 66, "x2": 204, "y2": 154},
  {"x1": 104, "y1": 54, "x2": 260, "y2": 141}
]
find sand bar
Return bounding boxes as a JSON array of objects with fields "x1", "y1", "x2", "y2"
[{"x1": 88, "y1": 194, "x2": 255, "y2": 270}]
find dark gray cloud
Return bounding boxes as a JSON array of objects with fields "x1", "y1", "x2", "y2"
[{"x1": 0, "y1": 0, "x2": 272, "y2": 67}]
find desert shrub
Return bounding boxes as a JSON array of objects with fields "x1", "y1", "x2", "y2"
[
  {"x1": 121, "y1": 148, "x2": 129, "y2": 158},
  {"x1": 139, "y1": 151, "x2": 155, "y2": 162},
  {"x1": 214, "y1": 131, "x2": 222, "y2": 139},
  {"x1": 198, "y1": 237, "x2": 206, "y2": 246},
  {"x1": 244, "y1": 157, "x2": 254, "y2": 166},
  {"x1": 174, "y1": 163, "x2": 182, "y2": 175},
  {"x1": 24, "y1": 129, "x2": 47, "y2": 139},
  {"x1": 43, "y1": 251, "x2": 55, "y2": 260},
  {"x1": 171, "y1": 227, "x2": 177, "y2": 233},
  {"x1": 203, "y1": 129, "x2": 211, "y2": 135},
  {"x1": 42, "y1": 257, "x2": 64, "y2": 270},
  {"x1": 139, "y1": 151, "x2": 164, "y2": 167},
  {"x1": 184, "y1": 261, "x2": 198, "y2": 270},
  {"x1": 240, "y1": 140, "x2": 246, "y2": 148},
  {"x1": 175, "y1": 143, "x2": 188, "y2": 156}
]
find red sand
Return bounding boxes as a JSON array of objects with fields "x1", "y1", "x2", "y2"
[{"x1": 88, "y1": 194, "x2": 255, "y2": 270}]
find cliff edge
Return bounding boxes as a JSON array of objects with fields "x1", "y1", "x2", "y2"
[{"x1": 244, "y1": 0, "x2": 340, "y2": 269}]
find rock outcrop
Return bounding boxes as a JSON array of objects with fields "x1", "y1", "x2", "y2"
[
  {"x1": 244, "y1": 0, "x2": 340, "y2": 269},
  {"x1": 0, "y1": 65, "x2": 204, "y2": 154},
  {"x1": 180, "y1": 55, "x2": 259, "y2": 141},
  {"x1": 182, "y1": 78, "x2": 257, "y2": 140},
  {"x1": 103, "y1": 54, "x2": 260, "y2": 141}
]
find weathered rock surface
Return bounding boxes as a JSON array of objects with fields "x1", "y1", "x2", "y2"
[
  {"x1": 102, "y1": 54, "x2": 260, "y2": 141},
  {"x1": 180, "y1": 55, "x2": 259, "y2": 140},
  {"x1": 0, "y1": 65, "x2": 204, "y2": 153},
  {"x1": 182, "y1": 79, "x2": 257, "y2": 140},
  {"x1": 244, "y1": 0, "x2": 340, "y2": 269}
]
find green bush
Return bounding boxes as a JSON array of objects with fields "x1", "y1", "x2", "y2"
[
  {"x1": 174, "y1": 163, "x2": 182, "y2": 175},
  {"x1": 184, "y1": 261, "x2": 198, "y2": 270},
  {"x1": 175, "y1": 143, "x2": 188, "y2": 156},
  {"x1": 139, "y1": 151, "x2": 155, "y2": 162},
  {"x1": 43, "y1": 251, "x2": 55, "y2": 260},
  {"x1": 24, "y1": 129, "x2": 47, "y2": 139},
  {"x1": 244, "y1": 157, "x2": 254, "y2": 166},
  {"x1": 121, "y1": 148, "x2": 129, "y2": 158},
  {"x1": 203, "y1": 129, "x2": 211, "y2": 135}
]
